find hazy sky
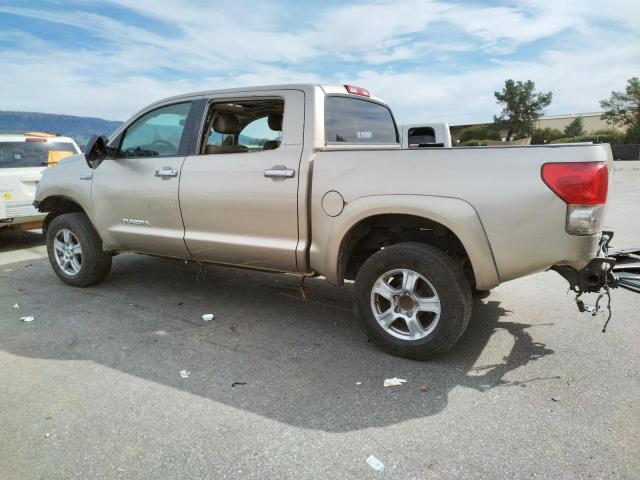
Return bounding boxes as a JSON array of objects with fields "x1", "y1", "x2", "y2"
[{"x1": 1, "y1": 0, "x2": 638, "y2": 124}]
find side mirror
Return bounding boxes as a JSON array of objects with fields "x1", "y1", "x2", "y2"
[{"x1": 84, "y1": 135, "x2": 112, "y2": 168}]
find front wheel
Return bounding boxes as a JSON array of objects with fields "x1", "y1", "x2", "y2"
[
  {"x1": 46, "y1": 212, "x2": 112, "y2": 287},
  {"x1": 353, "y1": 242, "x2": 472, "y2": 360}
]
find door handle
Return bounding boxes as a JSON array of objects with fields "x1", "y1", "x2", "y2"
[
  {"x1": 155, "y1": 168, "x2": 178, "y2": 178},
  {"x1": 264, "y1": 167, "x2": 295, "y2": 179}
]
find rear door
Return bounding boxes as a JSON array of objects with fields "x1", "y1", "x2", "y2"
[
  {"x1": 91, "y1": 101, "x2": 194, "y2": 257},
  {"x1": 179, "y1": 90, "x2": 304, "y2": 272}
]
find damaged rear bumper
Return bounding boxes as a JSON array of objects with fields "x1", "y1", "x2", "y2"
[
  {"x1": 552, "y1": 231, "x2": 618, "y2": 294},
  {"x1": 553, "y1": 231, "x2": 640, "y2": 294},
  {"x1": 552, "y1": 231, "x2": 639, "y2": 325}
]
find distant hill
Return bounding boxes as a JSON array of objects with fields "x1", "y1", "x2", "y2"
[{"x1": 0, "y1": 110, "x2": 122, "y2": 148}]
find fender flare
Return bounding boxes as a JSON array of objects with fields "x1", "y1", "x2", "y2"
[{"x1": 319, "y1": 194, "x2": 500, "y2": 290}]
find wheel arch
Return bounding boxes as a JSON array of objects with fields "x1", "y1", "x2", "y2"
[
  {"x1": 37, "y1": 195, "x2": 89, "y2": 237},
  {"x1": 321, "y1": 195, "x2": 500, "y2": 290}
]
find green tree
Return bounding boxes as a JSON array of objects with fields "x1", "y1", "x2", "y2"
[
  {"x1": 625, "y1": 123, "x2": 640, "y2": 144},
  {"x1": 459, "y1": 124, "x2": 501, "y2": 142},
  {"x1": 563, "y1": 116, "x2": 585, "y2": 137},
  {"x1": 493, "y1": 79, "x2": 552, "y2": 140},
  {"x1": 600, "y1": 77, "x2": 640, "y2": 129},
  {"x1": 531, "y1": 127, "x2": 563, "y2": 144}
]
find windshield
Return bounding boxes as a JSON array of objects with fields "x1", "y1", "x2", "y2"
[{"x1": 0, "y1": 141, "x2": 78, "y2": 168}]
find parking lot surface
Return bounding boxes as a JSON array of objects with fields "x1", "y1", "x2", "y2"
[{"x1": 1, "y1": 165, "x2": 639, "y2": 479}]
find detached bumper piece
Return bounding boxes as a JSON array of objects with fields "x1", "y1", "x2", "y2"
[{"x1": 610, "y1": 247, "x2": 640, "y2": 293}]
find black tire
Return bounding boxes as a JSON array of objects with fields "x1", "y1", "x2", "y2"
[
  {"x1": 353, "y1": 242, "x2": 472, "y2": 360},
  {"x1": 46, "y1": 212, "x2": 112, "y2": 287}
]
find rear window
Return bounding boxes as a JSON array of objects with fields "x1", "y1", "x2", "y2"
[
  {"x1": 325, "y1": 96, "x2": 398, "y2": 144},
  {"x1": 0, "y1": 142, "x2": 78, "y2": 168},
  {"x1": 408, "y1": 127, "x2": 436, "y2": 147}
]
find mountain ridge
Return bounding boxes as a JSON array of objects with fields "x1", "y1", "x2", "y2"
[{"x1": 0, "y1": 110, "x2": 122, "y2": 146}]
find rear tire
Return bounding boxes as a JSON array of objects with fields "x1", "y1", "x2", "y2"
[
  {"x1": 353, "y1": 242, "x2": 472, "y2": 360},
  {"x1": 46, "y1": 212, "x2": 112, "y2": 287}
]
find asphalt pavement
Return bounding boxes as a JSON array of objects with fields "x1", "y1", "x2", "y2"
[{"x1": 1, "y1": 163, "x2": 639, "y2": 479}]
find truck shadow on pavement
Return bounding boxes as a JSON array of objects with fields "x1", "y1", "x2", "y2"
[
  {"x1": 2, "y1": 254, "x2": 555, "y2": 432},
  {"x1": 0, "y1": 229, "x2": 44, "y2": 253}
]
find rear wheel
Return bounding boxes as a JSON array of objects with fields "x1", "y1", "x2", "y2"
[
  {"x1": 46, "y1": 212, "x2": 112, "y2": 287},
  {"x1": 353, "y1": 242, "x2": 472, "y2": 360}
]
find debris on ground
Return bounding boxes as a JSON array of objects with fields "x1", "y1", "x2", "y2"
[
  {"x1": 13, "y1": 303, "x2": 19, "y2": 309},
  {"x1": 420, "y1": 384, "x2": 430, "y2": 392},
  {"x1": 20, "y1": 316, "x2": 35, "y2": 322},
  {"x1": 44, "y1": 432, "x2": 50, "y2": 438},
  {"x1": 551, "y1": 395, "x2": 560, "y2": 402},
  {"x1": 179, "y1": 370, "x2": 190, "y2": 379},
  {"x1": 356, "y1": 382, "x2": 362, "y2": 385},
  {"x1": 366, "y1": 454, "x2": 385, "y2": 472},
  {"x1": 202, "y1": 313, "x2": 215, "y2": 321},
  {"x1": 384, "y1": 377, "x2": 407, "y2": 387},
  {"x1": 231, "y1": 382, "x2": 247, "y2": 387}
]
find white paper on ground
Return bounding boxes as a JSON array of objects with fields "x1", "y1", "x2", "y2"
[
  {"x1": 366, "y1": 455, "x2": 385, "y2": 472},
  {"x1": 383, "y1": 377, "x2": 407, "y2": 387}
]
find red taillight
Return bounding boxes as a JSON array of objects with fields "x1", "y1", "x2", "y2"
[
  {"x1": 541, "y1": 162, "x2": 608, "y2": 205},
  {"x1": 344, "y1": 84, "x2": 370, "y2": 97},
  {"x1": 26, "y1": 137, "x2": 47, "y2": 142}
]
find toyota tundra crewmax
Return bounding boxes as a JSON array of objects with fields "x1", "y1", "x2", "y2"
[{"x1": 34, "y1": 84, "x2": 621, "y2": 359}]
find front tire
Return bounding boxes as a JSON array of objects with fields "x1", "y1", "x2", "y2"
[
  {"x1": 46, "y1": 212, "x2": 112, "y2": 287},
  {"x1": 353, "y1": 242, "x2": 472, "y2": 360}
]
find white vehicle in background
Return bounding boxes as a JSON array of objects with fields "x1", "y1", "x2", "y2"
[
  {"x1": 1, "y1": 132, "x2": 80, "y2": 230},
  {"x1": 400, "y1": 123, "x2": 452, "y2": 148}
]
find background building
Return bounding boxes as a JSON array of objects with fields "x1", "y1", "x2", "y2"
[
  {"x1": 450, "y1": 111, "x2": 621, "y2": 142},
  {"x1": 535, "y1": 112, "x2": 614, "y2": 133}
]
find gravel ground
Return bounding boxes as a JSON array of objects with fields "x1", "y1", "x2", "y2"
[{"x1": 1, "y1": 164, "x2": 638, "y2": 479}]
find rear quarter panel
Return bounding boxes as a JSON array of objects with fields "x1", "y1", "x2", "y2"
[{"x1": 309, "y1": 143, "x2": 613, "y2": 287}]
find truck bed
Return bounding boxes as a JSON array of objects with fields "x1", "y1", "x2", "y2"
[{"x1": 309, "y1": 143, "x2": 614, "y2": 286}]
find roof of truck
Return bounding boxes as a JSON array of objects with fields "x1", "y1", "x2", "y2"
[{"x1": 150, "y1": 84, "x2": 388, "y2": 108}]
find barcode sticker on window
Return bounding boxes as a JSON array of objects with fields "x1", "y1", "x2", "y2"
[{"x1": 356, "y1": 131, "x2": 373, "y2": 139}]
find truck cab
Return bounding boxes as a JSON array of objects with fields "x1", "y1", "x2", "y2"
[{"x1": 400, "y1": 123, "x2": 452, "y2": 148}]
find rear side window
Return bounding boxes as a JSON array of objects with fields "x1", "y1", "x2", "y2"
[
  {"x1": 0, "y1": 142, "x2": 78, "y2": 168},
  {"x1": 325, "y1": 96, "x2": 398, "y2": 144}
]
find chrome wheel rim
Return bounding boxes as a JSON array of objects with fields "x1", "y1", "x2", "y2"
[
  {"x1": 370, "y1": 268, "x2": 441, "y2": 340},
  {"x1": 53, "y1": 228, "x2": 83, "y2": 276}
]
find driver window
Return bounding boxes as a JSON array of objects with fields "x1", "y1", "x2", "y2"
[{"x1": 119, "y1": 102, "x2": 191, "y2": 158}]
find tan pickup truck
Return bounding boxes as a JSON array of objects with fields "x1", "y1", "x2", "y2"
[{"x1": 34, "y1": 84, "x2": 618, "y2": 359}]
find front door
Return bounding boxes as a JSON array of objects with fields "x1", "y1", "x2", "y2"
[
  {"x1": 179, "y1": 90, "x2": 304, "y2": 272},
  {"x1": 92, "y1": 101, "x2": 193, "y2": 258}
]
